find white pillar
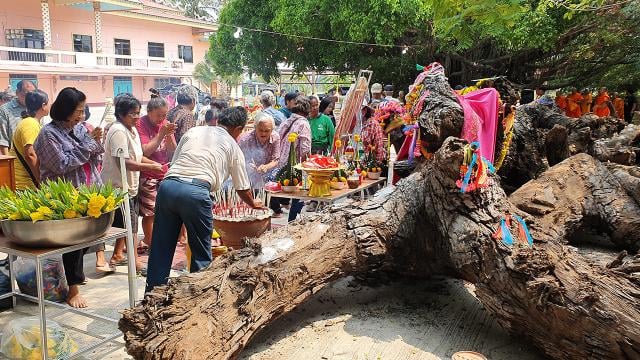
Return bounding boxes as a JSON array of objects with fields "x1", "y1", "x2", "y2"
[
  {"x1": 41, "y1": 0, "x2": 52, "y2": 49},
  {"x1": 93, "y1": 2, "x2": 103, "y2": 53}
]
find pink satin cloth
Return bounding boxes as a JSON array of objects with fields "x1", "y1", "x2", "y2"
[{"x1": 455, "y1": 88, "x2": 500, "y2": 163}]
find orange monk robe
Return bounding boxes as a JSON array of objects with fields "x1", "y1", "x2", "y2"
[
  {"x1": 566, "y1": 93, "x2": 583, "y2": 118},
  {"x1": 593, "y1": 93, "x2": 611, "y2": 117},
  {"x1": 580, "y1": 93, "x2": 592, "y2": 114},
  {"x1": 614, "y1": 97, "x2": 625, "y2": 119},
  {"x1": 556, "y1": 95, "x2": 568, "y2": 112}
]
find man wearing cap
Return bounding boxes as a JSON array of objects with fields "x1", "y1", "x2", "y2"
[
  {"x1": 383, "y1": 84, "x2": 400, "y2": 103},
  {"x1": 370, "y1": 83, "x2": 383, "y2": 108}
]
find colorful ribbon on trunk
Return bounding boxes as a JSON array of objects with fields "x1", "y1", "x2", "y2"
[{"x1": 492, "y1": 214, "x2": 534, "y2": 247}]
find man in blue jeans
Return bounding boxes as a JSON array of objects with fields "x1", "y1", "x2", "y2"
[{"x1": 145, "y1": 106, "x2": 265, "y2": 293}]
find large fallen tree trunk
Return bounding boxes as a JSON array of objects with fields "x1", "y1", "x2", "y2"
[{"x1": 120, "y1": 138, "x2": 640, "y2": 360}]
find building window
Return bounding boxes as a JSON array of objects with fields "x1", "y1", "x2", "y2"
[
  {"x1": 114, "y1": 38, "x2": 131, "y2": 66},
  {"x1": 148, "y1": 42, "x2": 165, "y2": 58},
  {"x1": 73, "y1": 34, "x2": 92, "y2": 53},
  {"x1": 178, "y1": 45, "x2": 193, "y2": 63},
  {"x1": 5, "y1": 29, "x2": 45, "y2": 62},
  {"x1": 154, "y1": 77, "x2": 181, "y2": 89}
]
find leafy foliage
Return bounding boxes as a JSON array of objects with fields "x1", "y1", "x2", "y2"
[{"x1": 209, "y1": 0, "x2": 640, "y2": 90}]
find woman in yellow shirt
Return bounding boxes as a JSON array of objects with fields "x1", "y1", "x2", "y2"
[{"x1": 10, "y1": 90, "x2": 49, "y2": 189}]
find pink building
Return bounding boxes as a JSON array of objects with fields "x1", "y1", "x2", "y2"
[{"x1": 0, "y1": 0, "x2": 216, "y2": 105}]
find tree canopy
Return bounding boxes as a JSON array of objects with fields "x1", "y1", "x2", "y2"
[{"x1": 207, "y1": 0, "x2": 640, "y2": 90}]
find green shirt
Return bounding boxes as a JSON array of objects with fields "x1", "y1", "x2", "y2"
[{"x1": 308, "y1": 114, "x2": 335, "y2": 152}]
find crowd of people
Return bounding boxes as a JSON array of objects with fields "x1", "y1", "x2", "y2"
[{"x1": 0, "y1": 80, "x2": 380, "y2": 307}]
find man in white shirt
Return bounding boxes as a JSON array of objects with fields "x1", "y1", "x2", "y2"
[{"x1": 146, "y1": 106, "x2": 264, "y2": 292}]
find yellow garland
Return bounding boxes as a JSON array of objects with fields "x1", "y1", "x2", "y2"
[{"x1": 494, "y1": 107, "x2": 516, "y2": 171}]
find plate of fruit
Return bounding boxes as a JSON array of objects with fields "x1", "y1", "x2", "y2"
[{"x1": 280, "y1": 178, "x2": 300, "y2": 192}]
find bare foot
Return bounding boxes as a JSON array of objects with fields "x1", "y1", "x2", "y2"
[{"x1": 66, "y1": 286, "x2": 88, "y2": 308}]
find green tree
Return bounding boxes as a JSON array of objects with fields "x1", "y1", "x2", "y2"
[{"x1": 209, "y1": 0, "x2": 640, "y2": 90}]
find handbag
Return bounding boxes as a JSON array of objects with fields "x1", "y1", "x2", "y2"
[{"x1": 12, "y1": 144, "x2": 39, "y2": 188}]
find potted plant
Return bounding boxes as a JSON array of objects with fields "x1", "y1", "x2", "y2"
[
  {"x1": 363, "y1": 145, "x2": 384, "y2": 180},
  {"x1": 275, "y1": 132, "x2": 302, "y2": 192}
]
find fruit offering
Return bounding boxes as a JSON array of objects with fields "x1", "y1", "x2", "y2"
[{"x1": 301, "y1": 155, "x2": 340, "y2": 169}]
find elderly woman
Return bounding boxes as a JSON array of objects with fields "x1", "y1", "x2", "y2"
[
  {"x1": 277, "y1": 95, "x2": 312, "y2": 221},
  {"x1": 238, "y1": 112, "x2": 280, "y2": 190},
  {"x1": 34, "y1": 87, "x2": 104, "y2": 308},
  {"x1": 102, "y1": 94, "x2": 163, "y2": 275},
  {"x1": 136, "y1": 93, "x2": 177, "y2": 248},
  {"x1": 260, "y1": 90, "x2": 286, "y2": 128},
  {"x1": 167, "y1": 87, "x2": 197, "y2": 143}
]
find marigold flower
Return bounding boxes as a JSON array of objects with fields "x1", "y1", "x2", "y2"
[
  {"x1": 64, "y1": 209, "x2": 79, "y2": 219},
  {"x1": 287, "y1": 132, "x2": 298, "y2": 143},
  {"x1": 36, "y1": 207, "x2": 53, "y2": 216},
  {"x1": 104, "y1": 195, "x2": 117, "y2": 212},
  {"x1": 334, "y1": 139, "x2": 343, "y2": 148},
  {"x1": 30, "y1": 211, "x2": 46, "y2": 222},
  {"x1": 87, "y1": 194, "x2": 107, "y2": 218},
  {"x1": 353, "y1": 134, "x2": 361, "y2": 142}
]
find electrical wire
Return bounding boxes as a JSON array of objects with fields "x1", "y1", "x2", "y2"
[{"x1": 216, "y1": 23, "x2": 417, "y2": 50}]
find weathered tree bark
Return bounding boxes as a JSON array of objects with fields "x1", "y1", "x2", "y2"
[
  {"x1": 119, "y1": 171, "x2": 430, "y2": 360},
  {"x1": 120, "y1": 138, "x2": 640, "y2": 360},
  {"x1": 497, "y1": 102, "x2": 635, "y2": 192},
  {"x1": 120, "y1": 73, "x2": 640, "y2": 360}
]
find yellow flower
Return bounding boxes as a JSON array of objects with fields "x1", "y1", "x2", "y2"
[
  {"x1": 36, "y1": 207, "x2": 53, "y2": 216},
  {"x1": 353, "y1": 134, "x2": 361, "y2": 142},
  {"x1": 287, "y1": 132, "x2": 298, "y2": 143},
  {"x1": 87, "y1": 194, "x2": 107, "y2": 218},
  {"x1": 335, "y1": 139, "x2": 342, "y2": 148},
  {"x1": 104, "y1": 195, "x2": 117, "y2": 212},
  {"x1": 30, "y1": 211, "x2": 46, "y2": 222},
  {"x1": 9, "y1": 212, "x2": 20, "y2": 221},
  {"x1": 64, "y1": 209, "x2": 79, "y2": 219}
]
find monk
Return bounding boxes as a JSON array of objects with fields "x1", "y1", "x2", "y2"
[
  {"x1": 593, "y1": 87, "x2": 612, "y2": 117},
  {"x1": 613, "y1": 92, "x2": 625, "y2": 119},
  {"x1": 555, "y1": 91, "x2": 568, "y2": 113},
  {"x1": 580, "y1": 89, "x2": 592, "y2": 114},
  {"x1": 566, "y1": 88, "x2": 583, "y2": 118}
]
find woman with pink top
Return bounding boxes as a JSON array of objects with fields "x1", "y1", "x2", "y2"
[{"x1": 136, "y1": 91, "x2": 176, "y2": 247}]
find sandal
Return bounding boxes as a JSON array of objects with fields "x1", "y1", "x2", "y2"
[
  {"x1": 109, "y1": 257, "x2": 128, "y2": 267},
  {"x1": 137, "y1": 267, "x2": 148, "y2": 277},
  {"x1": 96, "y1": 263, "x2": 116, "y2": 273},
  {"x1": 137, "y1": 245, "x2": 149, "y2": 255}
]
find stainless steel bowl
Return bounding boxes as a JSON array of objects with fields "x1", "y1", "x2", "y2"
[{"x1": 1, "y1": 211, "x2": 115, "y2": 248}]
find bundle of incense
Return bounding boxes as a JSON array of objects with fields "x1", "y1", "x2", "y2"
[{"x1": 212, "y1": 188, "x2": 270, "y2": 219}]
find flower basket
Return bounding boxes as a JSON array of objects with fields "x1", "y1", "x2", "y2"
[{"x1": 1, "y1": 211, "x2": 115, "y2": 248}]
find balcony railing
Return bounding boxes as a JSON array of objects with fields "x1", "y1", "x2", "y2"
[{"x1": 0, "y1": 46, "x2": 186, "y2": 71}]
